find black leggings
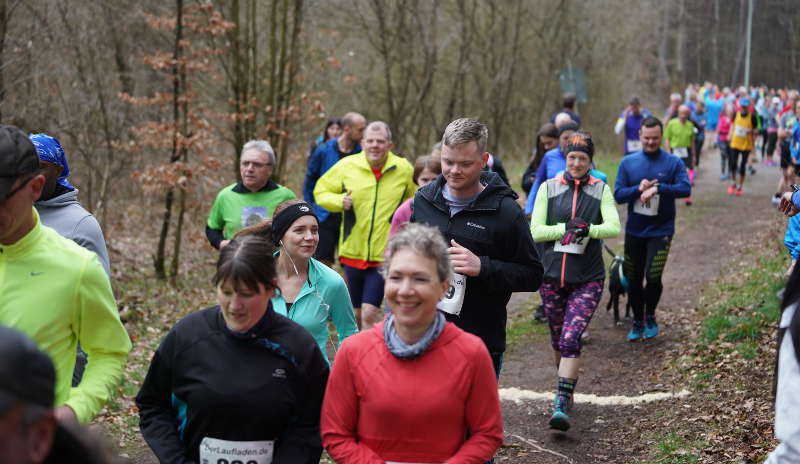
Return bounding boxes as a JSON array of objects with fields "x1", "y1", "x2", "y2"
[
  {"x1": 624, "y1": 235, "x2": 672, "y2": 321},
  {"x1": 763, "y1": 132, "x2": 777, "y2": 158},
  {"x1": 729, "y1": 149, "x2": 750, "y2": 178}
]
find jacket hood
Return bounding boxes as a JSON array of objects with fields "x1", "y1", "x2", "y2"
[
  {"x1": 419, "y1": 171, "x2": 517, "y2": 211},
  {"x1": 35, "y1": 188, "x2": 79, "y2": 208}
]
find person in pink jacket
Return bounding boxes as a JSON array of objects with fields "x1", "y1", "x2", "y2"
[
  {"x1": 321, "y1": 223, "x2": 503, "y2": 463},
  {"x1": 389, "y1": 155, "x2": 441, "y2": 237}
]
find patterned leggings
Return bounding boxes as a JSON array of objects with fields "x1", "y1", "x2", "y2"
[{"x1": 539, "y1": 280, "x2": 604, "y2": 358}]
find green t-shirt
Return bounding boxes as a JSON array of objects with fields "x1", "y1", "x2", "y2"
[
  {"x1": 664, "y1": 118, "x2": 695, "y2": 149},
  {"x1": 207, "y1": 181, "x2": 296, "y2": 239}
]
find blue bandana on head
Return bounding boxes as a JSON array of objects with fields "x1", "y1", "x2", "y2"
[{"x1": 29, "y1": 133, "x2": 74, "y2": 190}]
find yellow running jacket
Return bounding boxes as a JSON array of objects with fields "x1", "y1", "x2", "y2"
[
  {"x1": 314, "y1": 151, "x2": 415, "y2": 262},
  {"x1": 0, "y1": 208, "x2": 131, "y2": 423}
]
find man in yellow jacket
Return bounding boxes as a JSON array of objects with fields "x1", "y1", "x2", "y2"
[
  {"x1": 314, "y1": 121, "x2": 415, "y2": 327},
  {"x1": 0, "y1": 125, "x2": 131, "y2": 425}
]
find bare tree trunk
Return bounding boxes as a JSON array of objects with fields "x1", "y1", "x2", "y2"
[
  {"x1": 155, "y1": 0, "x2": 184, "y2": 279},
  {"x1": 0, "y1": 0, "x2": 6, "y2": 123},
  {"x1": 730, "y1": 0, "x2": 747, "y2": 87},
  {"x1": 676, "y1": 0, "x2": 686, "y2": 83},
  {"x1": 712, "y1": 0, "x2": 719, "y2": 79},
  {"x1": 656, "y1": 1, "x2": 671, "y2": 97}
]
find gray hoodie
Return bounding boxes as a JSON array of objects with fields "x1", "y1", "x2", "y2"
[{"x1": 35, "y1": 189, "x2": 110, "y2": 276}]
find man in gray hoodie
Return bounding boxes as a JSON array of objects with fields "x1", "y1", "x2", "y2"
[
  {"x1": 30, "y1": 133, "x2": 111, "y2": 386},
  {"x1": 30, "y1": 133, "x2": 110, "y2": 276}
]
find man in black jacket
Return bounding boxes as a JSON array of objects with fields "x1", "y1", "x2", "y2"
[{"x1": 412, "y1": 117, "x2": 543, "y2": 378}]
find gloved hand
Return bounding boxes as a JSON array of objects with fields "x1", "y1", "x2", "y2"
[{"x1": 560, "y1": 217, "x2": 589, "y2": 245}]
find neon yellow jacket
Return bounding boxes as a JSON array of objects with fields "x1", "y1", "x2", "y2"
[
  {"x1": 0, "y1": 208, "x2": 131, "y2": 423},
  {"x1": 314, "y1": 151, "x2": 415, "y2": 262}
]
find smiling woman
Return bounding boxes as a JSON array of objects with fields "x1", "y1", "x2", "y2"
[
  {"x1": 321, "y1": 223, "x2": 504, "y2": 463},
  {"x1": 234, "y1": 199, "x2": 358, "y2": 365}
]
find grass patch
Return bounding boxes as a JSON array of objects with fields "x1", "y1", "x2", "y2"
[
  {"x1": 649, "y1": 432, "x2": 704, "y2": 464},
  {"x1": 699, "y1": 254, "x2": 785, "y2": 346},
  {"x1": 689, "y1": 368, "x2": 718, "y2": 390},
  {"x1": 505, "y1": 298, "x2": 550, "y2": 347}
]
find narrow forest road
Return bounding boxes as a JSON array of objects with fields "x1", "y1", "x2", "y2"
[
  {"x1": 124, "y1": 146, "x2": 780, "y2": 464},
  {"x1": 496, "y1": 146, "x2": 781, "y2": 463}
]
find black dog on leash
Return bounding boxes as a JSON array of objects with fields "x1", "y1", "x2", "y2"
[{"x1": 603, "y1": 244, "x2": 631, "y2": 325}]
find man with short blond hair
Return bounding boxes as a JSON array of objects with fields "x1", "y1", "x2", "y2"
[{"x1": 412, "y1": 117, "x2": 543, "y2": 378}]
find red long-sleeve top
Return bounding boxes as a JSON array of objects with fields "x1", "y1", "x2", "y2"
[{"x1": 321, "y1": 321, "x2": 503, "y2": 464}]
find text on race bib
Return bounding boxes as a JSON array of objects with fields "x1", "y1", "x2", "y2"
[
  {"x1": 437, "y1": 273, "x2": 466, "y2": 316},
  {"x1": 200, "y1": 437, "x2": 273, "y2": 464},
  {"x1": 553, "y1": 236, "x2": 589, "y2": 255},
  {"x1": 734, "y1": 125, "x2": 750, "y2": 138},
  {"x1": 633, "y1": 194, "x2": 660, "y2": 216},
  {"x1": 672, "y1": 147, "x2": 689, "y2": 159},
  {"x1": 626, "y1": 139, "x2": 643, "y2": 153}
]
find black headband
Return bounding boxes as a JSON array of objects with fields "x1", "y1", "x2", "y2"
[
  {"x1": 565, "y1": 144, "x2": 593, "y2": 159},
  {"x1": 271, "y1": 202, "x2": 317, "y2": 246}
]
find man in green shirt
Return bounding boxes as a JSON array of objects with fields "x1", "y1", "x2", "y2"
[
  {"x1": 664, "y1": 105, "x2": 696, "y2": 205},
  {"x1": 206, "y1": 140, "x2": 296, "y2": 249},
  {"x1": 0, "y1": 125, "x2": 131, "y2": 425}
]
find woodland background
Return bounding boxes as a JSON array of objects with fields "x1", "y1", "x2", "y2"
[{"x1": 2, "y1": 0, "x2": 797, "y2": 276}]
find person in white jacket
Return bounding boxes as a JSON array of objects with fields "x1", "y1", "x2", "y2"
[{"x1": 767, "y1": 266, "x2": 800, "y2": 463}]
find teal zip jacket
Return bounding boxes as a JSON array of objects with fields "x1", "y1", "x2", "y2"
[
  {"x1": 271, "y1": 256, "x2": 358, "y2": 364},
  {"x1": 0, "y1": 208, "x2": 131, "y2": 423}
]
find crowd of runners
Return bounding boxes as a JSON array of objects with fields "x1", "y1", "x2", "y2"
[{"x1": 1, "y1": 80, "x2": 800, "y2": 462}]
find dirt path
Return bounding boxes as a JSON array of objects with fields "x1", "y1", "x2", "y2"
[{"x1": 496, "y1": 146, "x2": 781, "y2": 463}]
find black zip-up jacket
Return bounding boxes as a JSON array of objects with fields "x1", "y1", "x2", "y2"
[
  {"x1": 411, "y1": 172, "x2": 543, "y2": 353},
  {"x1": 136, "y1": 305, "x2": 329, "y2": 464}
]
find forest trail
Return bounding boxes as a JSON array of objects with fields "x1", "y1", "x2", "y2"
[
  {"x1": 496, "y1": 146, "x2": 780, "y2": 463},
  {"x1": 124, "y1": 145, "x2": 780, "y2": 464}
]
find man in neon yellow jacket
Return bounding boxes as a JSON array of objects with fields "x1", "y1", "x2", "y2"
[
  {"x1": 0, "y1": 125, "x2": 131, "y2": 425},
  {"x1": 314, "y1": 121, "x2": 415, "y2": 328}
]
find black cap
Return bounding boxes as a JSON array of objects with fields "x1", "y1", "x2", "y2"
[
  {"x1": 0, "y1": 125, "x2": 39, "y2": 200},
  {"x1": 0, "y1": 325, "x2": 56, "y2": 412}
]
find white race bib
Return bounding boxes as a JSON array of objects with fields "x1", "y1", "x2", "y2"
[
  {"x1": 200, "y1": 437, "x2": 274, "y2": 464},
  {"x1": 672, "y1": 147, "x2": 689, "y2": 158},
  {"x1": 553, "y1": 236, "x2": 589, "y2": 255},
  {"x1": 626, "y1": 139, "x2": 643, "y2": 153},
  {"x1": 437, "y1": 273, "x2": 466, "y2": 316},
  {"x1": 633, "y1": 194, "x2": 660, "y2": 216},
  {"x1": 734, "y1": 125, "x2": 750, "y2": 138}
]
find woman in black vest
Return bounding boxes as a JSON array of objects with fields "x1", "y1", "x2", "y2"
[{"x1": 529, "y1": 131, "x2": 621, "y2": 431}]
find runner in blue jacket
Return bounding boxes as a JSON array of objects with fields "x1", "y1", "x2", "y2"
[{"x1": 614, "y1": 116, "x2": 691, "y2": 341}]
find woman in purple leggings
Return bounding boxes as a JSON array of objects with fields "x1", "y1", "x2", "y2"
[{"x1": 529, "y1": 131, "x2": 621, "y2": 431}]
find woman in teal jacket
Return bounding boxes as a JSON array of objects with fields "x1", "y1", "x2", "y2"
[{"x1": 236, "y1": 200, "x2": 358, "y2": 364}]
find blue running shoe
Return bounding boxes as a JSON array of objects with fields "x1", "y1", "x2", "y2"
[
  {"x1": 549, "y1": 409, "x2": 571, "y2": 431},
  {"x1": 644, "y1": 316, "x2": 659, "y2": 339},
  {"x1": 627, "y1": 321, "x2": 644, "y2": 342}
]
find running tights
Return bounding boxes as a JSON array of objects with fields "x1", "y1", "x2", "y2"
[
  {"x1": 539, "y1": 280, "x2": 603, "y2": 358},
  {"x1": 729, "y1": 149, "x2": 750, "y2": 178},
  {"x1": 624, "y1": 235, "x2": 672, "y2": 322}
]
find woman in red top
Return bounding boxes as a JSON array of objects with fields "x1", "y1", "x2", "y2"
[{"x1": 321, "y1": 223, "x2": 503, "y2": 464}]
